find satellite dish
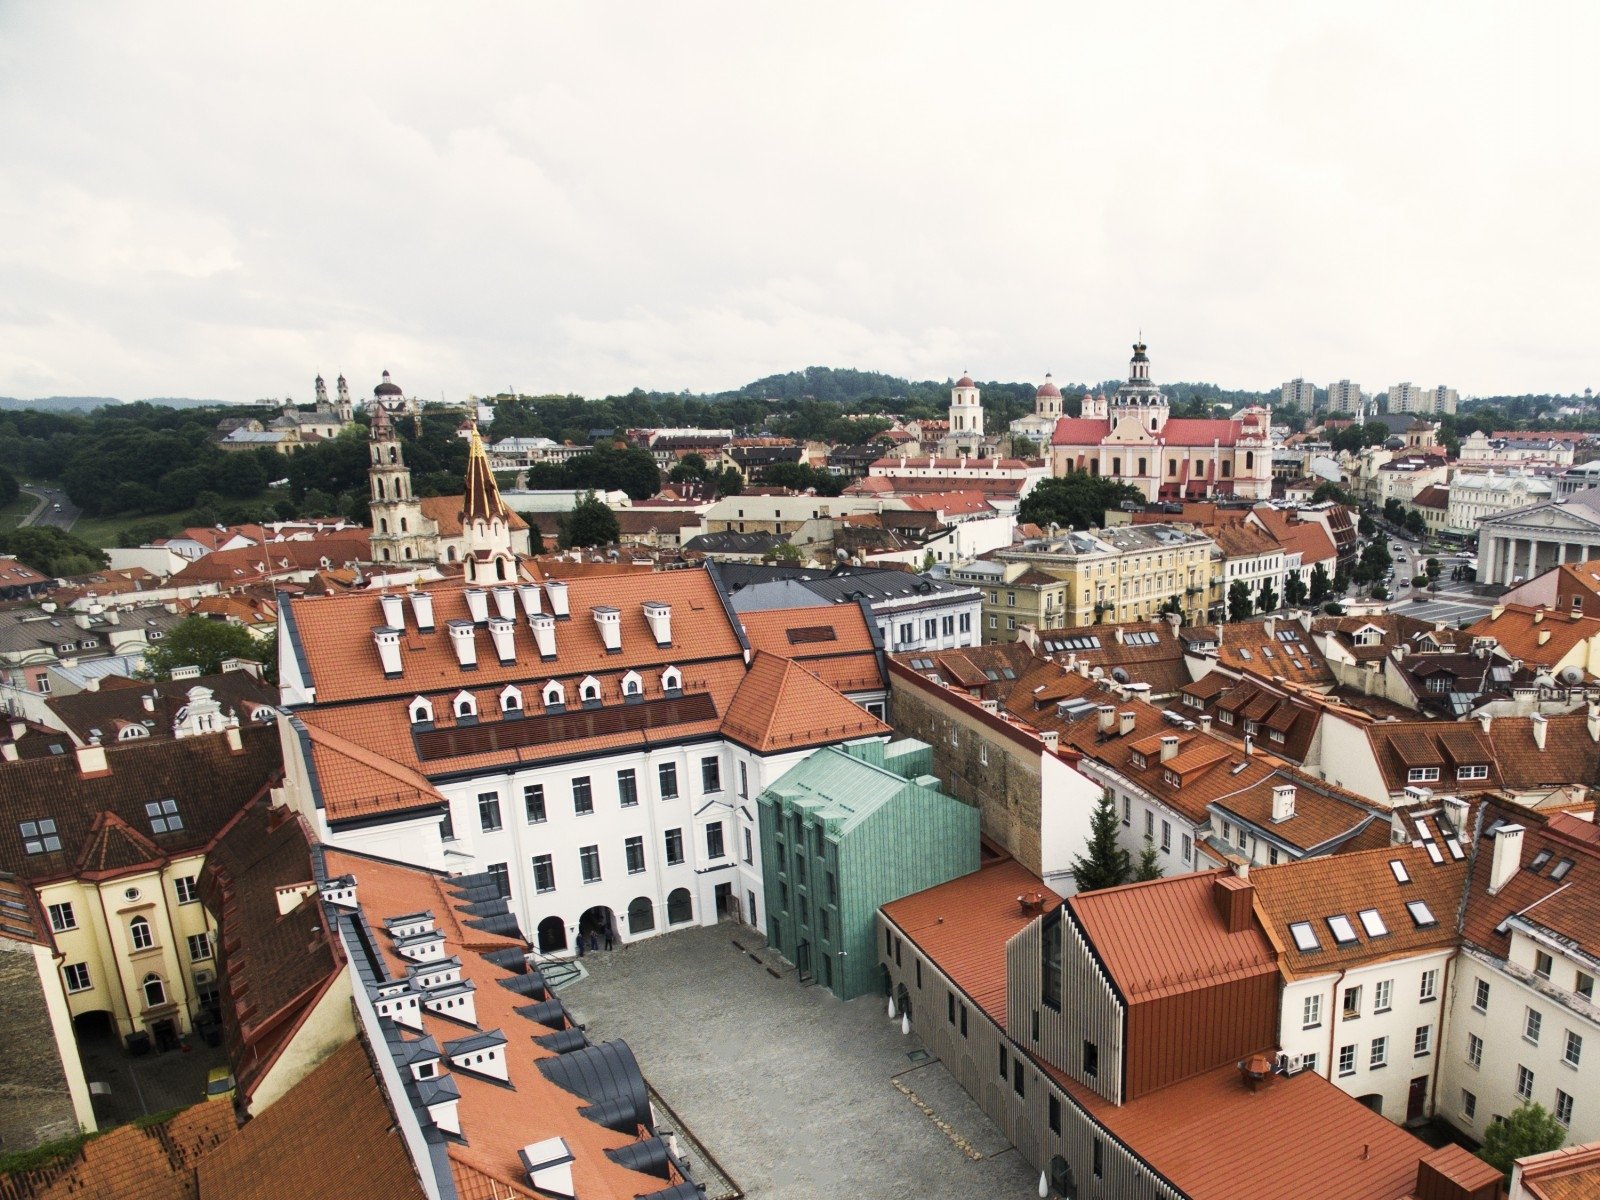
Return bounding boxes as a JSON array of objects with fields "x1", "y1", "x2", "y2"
[
  {"x1": 1560, "y1": 665, "x2": 1586, "y2": 685},
  {"x1": 1111, "y1": 667, "x2": 1131, "y2": 684}
]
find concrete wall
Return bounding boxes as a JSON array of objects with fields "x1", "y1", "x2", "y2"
[
  {"x1": 246, "y1": 970, "x2": 355, "y2": 1116},
  {"x1": 0, "y1": 937, "x2": 85, "y2": 1148}
]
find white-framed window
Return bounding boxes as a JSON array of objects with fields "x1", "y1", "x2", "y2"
[
  {"x1": 1565, "y1": 1029, "x2": 1583, "y2": 1067},
  {"x1": 658, "y1": 762, "x2": 679, "y2": 800},
  {"x1": 187, "y1": 932, "x2": 213, "y2": 962},
  {"x1": 1456, "y1": 764, "x2": 1488, "y2": 780},
  {"x1": 1302, "y1": 994, "x2": 1322, "y2": 1029},
  {"x1": 174, "y1": 876, "x2": 199, "y2": 904},
  {"x1": 1406, "y1": 767, "x2": 1440, "y2": 783},
  {"x1": 1556, "y1": 1088, "x2": 1574, "y2": 1126},
  {"x1": 621, "y1": 670, "x2": 643, "y2": 698},
  {"x1": 1525, "y1": 1008, "x2": 1542, "y2": 1045},
  {"x1": 63, "y1": 962, "x2": 91, "y2": 992},
  {"x1": 542, "y1": 680, "x2": 566, "y2": 709},
  {"x1": 1337, "y1": 1044, "x2": 1356, "y2": 1077},
  {"x1": 453, "y1": 690, "x2": 478, "y2": 719},
  {"x1": 48, "y1": 902, "x2": 76, "y2": 932},
  {"x1": 1516, "y1": 1064, "x2": 1534, "y2": 1101},
  {"x1": 1461, "y1": 1090, "x2": 1477, "y2": 1120},
  {"x1": 579, "y1": 844, "x2": 601, "y2": 884},
  {"x1": 661, "y1": 666, "x2": 682, "y2": 692},
  {"x1": 1473, "y1": 978, "x2": 1490, "y2": 1012},
  {"x1": 1467, "y1": 1033, "x2": 1482, "y2": 1067},
  {"x1": 1414, "y1": 1025, "x2": 1431, "y2": 1057},
  {"x1": 1374, "y1": 979, "x2": 1393, "y2": 1013},
  {"x1": 579, "y1": 676, "x2": 601, "y2": 704},
  {"x1": 1420, "y1": 968, "x2": 1438, "y2": 1001},
  {"x1": 409, "y1": 696, "x2": 434, "y2": 725},
  {"x1": 130, "y1": 916, "x2": 154, "y2": 951},
  {"x1": 499, "y1": 685, "x2": 523, "y2": 713},
  {"x1": 1369, "y1": 1036, "x2": 1388, "y2": 1069}
]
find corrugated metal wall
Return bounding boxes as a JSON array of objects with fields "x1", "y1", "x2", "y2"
[
  {"x1": 1006, "y1": 904, "x2": 1126, "y2": 1105},
  {"x1": 880, "y1": 911, "x2": 1183, "y2": 1200}
]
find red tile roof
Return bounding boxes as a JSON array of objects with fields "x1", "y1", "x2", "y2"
[
  {"x1": 881, "y1": 858, "x2": 1060, "y2": 1024},
  {"x1": 0, "y1": 1101, "x2": 237, "y2": 1200},
  {"x1": 738, "y1": 604, "x2": 886, "y2": 695},
  {"x1": 1463, "y1": 603, "x2": 1600, "y2": 666},
  {"x1": 721, "y1": 651, "x2": 889, "y2": 753}
]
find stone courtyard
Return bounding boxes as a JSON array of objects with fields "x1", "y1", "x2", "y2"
[{"x1": 561, "y1": 921, "x2": 1037, "y2": 1200}]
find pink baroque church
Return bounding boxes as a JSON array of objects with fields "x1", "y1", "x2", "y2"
[{"x1": 1048, "y1": 342, "x2": 1273, "y2": 501}]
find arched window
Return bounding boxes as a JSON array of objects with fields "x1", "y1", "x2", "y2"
[
  {"x1": 130, "y1": 916, "x2": 153, "y2": 951},
  {"x1": 621, "y1": 671, "x2": 643, "y2": 698},
  {"x1": 661, "y1": 666, "x2": 683, "y2": 693},
  {"x1": 403, "y1": 546, "x2": 413, "y2": 560},
  {"x1": 627, "y1": 897, "x2": 655, "y2": 935},
  {"x1": 119, "y1": 724, "x2": 149, "y2": 741},
  {"x1": 409, "y1": 696, "x2": 434, "y2": 725},
  {"x1": 400, "y1": 517, "x2": 408, "y2": 532},
  {"x1": 1245, "y1": 451, "x2": 1254, "y2": 470},
  {"x1": 142, "y1": 973, "x2": 166, "y2": 1009},
  {"x1": 381, "y1": 549, "x2": 392, "y2": 562},
  {"x1": 379, "y1": 518, "x2": 389, "y2": 534},
  {"x1": 542, "y1": 680, "x2": 565, "y2": 710},
  {"x1": 578, "y1": 676, "x2": 601, "y2": 704},
  {"x1": 496, "y1": 558, "x2": 508, "y2": 581},
  {"x1": 453, "y1": 691, "x2": 478, "y2": 719},
  {"x1": 447, "y1": 546, "x2": 458, "y2": 562},
  {"x1": 388, "y1": 446, "x2": 398, "y2": 463},
  {"x1": 499, "y1": 685, "x2": 522, "y2": 713},
  {"x1": 375, "y1": 478, "x2": 385, "y2": 500},
  {"x1": 667, "y1": 888, "x2": 693, "y2": 925}
]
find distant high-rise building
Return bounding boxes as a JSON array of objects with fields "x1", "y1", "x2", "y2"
[
  {"x1": 1280, "y1": 378, "x2": 1317, "y2": 409},
  {"x1": 1386, "y1": 382, "x2": 1458, "y2": 416},
  {"x1": 1326, "y1": 380, "x2": 1363, "y2": 414}
]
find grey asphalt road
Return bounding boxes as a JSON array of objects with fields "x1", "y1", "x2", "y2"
[{"x1": 19, "y1": 485, "x2": 80, "y2": 531}]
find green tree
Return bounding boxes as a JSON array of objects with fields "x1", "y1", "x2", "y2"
[
  {"x1": 1404, "y1": 509, "x2": 1427, "y2": 539},
  {"x1": 1357, "y1": 512, "x2": 1376, "y2": 537},
  {"x1": 712, "y1": 467, "x2": 744, "y2": 498},
  {"x1": 1018, "y1": 474, "x2": 1144, "y2": 531},
  {"x1": 559, "y1": 491, "x2": 620, "y2": 548},
  {"x1": 1011, "y1": 435, "x2": 1039, "y2": 458},
  {"x1": 1071, "y1": 789, "x2": 1131, "y2": 893},
  {"x1": 1479, "y1": 1102, "x2": 1566, "y2": 1183},
  {"x1": 1228, "y1": 580, "x2": 1253, "y2": 622},
  {"x1": 1425, "y1": 557, "x2": 1441, "y2": 580},
  {"x1": 766, "y1": 541, "x2": 804, "y2": 564},
  {"x1": 0, "y1": 527, "x2": 108, "y2": 577},
  {"x1": 1309, "y1": 562, "x2": 1332, "y2": 604},
  {"x1": 668, "y1": 452, "x2": 707, "y2": 483},
  {"x1": 1158, "y1": 595, "x2": 1183, "y2": 617},
  {"x1": 1284, "y1": 571, "x2": 1308, "y2": 608},
  {"x1": 0, "y1": 466, "x2": 18, "y2": 507},
  {"x1": 1413, "y1": 574, "x2": 1429, "y2": 589},
  {"x1": 1371, "y1": 582, "x2": 1390, "y2": 600},
  {"x1": 1383, "y1": 498, "x2": 1405, "y2": 526},
  {"x1": 1310, "y1": 481, "x2": 1353, "y2": 505},
  {"x1": 528, "y1": 525, "x2": 545, "y2": 555},
  {"x1": 143, "y1": 618, "x2": 266, "y2": 678},
  {"x1": 1132, "y1": 839, "x2": 1163, "y2": 882},
  {"x1": 1256, "y1": 577, "x2": 1279, "y2": 614}
]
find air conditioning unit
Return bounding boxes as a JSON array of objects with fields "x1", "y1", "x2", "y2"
[
  {"x1": 194, "y1": 968, "x2": 216, "y2": 986},
  {"x1": 1277, "y1": 1052, "x2": 1304, "y2": 1075}
]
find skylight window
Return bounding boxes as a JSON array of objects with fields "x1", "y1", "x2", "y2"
[
  {"x1": 1289, "y1": 922, "x2": 1319, "y2": 952},
  {"x1": 1406, "y1": 900, "x2": 1437, "y2": 928},
  {"x1": 1425, "y1": 842, "x2": 1444, "y2": 865},
  {"x1": 20, "y1": 819, "x2": 62, "y2": 855},
  {"x1": 1327, "y1": 915, "x2": 1358, "y2": 945},
  {"x1": 1358, "y1": 909, "x2": 1388, "y2": 937},
  {"x1": 1550, "y1": 858, "x2": 1574, "y2": 881},
  {"x1": 146, "y1": 799, "x2": 183, "y2": 834},
  {"x1": 1529, "y1": 849, "x2": 1553, "y2": 872}
]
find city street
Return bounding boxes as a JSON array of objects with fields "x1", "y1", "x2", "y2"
[{"x1": 19, "y1": 484, "x2": 81, "y2": 532}]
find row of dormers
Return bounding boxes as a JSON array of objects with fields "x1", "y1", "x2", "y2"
[{"x1": 409, "y1": 666, "x2": 685, "y2": 726}]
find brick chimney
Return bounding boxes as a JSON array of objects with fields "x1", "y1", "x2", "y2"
[
  {"x1": 1488, "y1": 825, "x2": 1524, "y2": 894},
  {"x1": 1212, "y1": 873, "x2": 1255, "y2": 933}
]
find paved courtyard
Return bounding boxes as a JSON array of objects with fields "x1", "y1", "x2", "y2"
[{"x1": 561, "y1": 922, "x2": 1037, "y2": 1200}]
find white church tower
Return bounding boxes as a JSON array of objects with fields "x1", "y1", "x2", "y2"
[{"x1": 943, "y1": 372, "x2": 988, "y2": 457}]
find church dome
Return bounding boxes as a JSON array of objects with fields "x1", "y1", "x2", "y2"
[
  {"x1": 374, "y1": 370, "x2": 403, "y2": 397},
  {"x1": 1037, "y1": 374, "x2": 1061, "y2": 398},
  {"x1": 955, "y1": 373, "x2": 975, "y2": 389}
]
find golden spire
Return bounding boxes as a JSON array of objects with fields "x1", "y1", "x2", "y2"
[{"x1": 461, "y1": 424, "x2": 508, "y2": 523}]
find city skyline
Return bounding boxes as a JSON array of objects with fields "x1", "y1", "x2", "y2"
[{"x1": 2, "y1": 3, "x2": 1594, "y2": 402}]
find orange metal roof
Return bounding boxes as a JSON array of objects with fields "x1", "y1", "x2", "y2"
[
  {"x1": 881, "y1": 859, "x2": 1060, "y2": 1025},
  {"x1": 1067, "y1": 871, "x2": 1277, "y2": 1004}
]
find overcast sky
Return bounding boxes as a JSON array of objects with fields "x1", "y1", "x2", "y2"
[{"x1": 2, "y1": 2, "x2": 1595, "y2": 403}]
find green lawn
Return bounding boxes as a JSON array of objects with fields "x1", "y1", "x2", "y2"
[
  {"x1": 0, "y1": 493, "x2": 36, "y2": 534},
  {"x1": 70, "y1": 487, "x2": 296, "y2": 549}
]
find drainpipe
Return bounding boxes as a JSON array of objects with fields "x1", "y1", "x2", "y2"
[
  {"x1": 157, "y1": 861, "x2": 195, "y2": 1032},
  {"x1": 1326, "y1": 967, "x2": 1348, "y2": 1081},
  {"x1": 1427, "y1": 951, "x2": 1456, "y2": 1120}
]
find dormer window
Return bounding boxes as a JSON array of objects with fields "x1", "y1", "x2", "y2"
[
  {"x1": 1406, "y1": 767, "x2": 1440, "y2": 783},
  {"x1": 621, "y1": 671, "x2": 643, "y2": 698},
  {"x1": 499, "y1": 685, "x2": 522, "y2": 714},
  {"x1": 410, "y1": 696, "x2": 435, "y2": 726},
  {"x1": 118, "y1": 724, "x2": 149, "y2": 741},
  {"x1": 661, "y1": 666, "x2": 683, "y2": 693},
  {"x1": 1163, "y1": 769, "x2": 1180, "y2": 787},
  {"x1": 1130, "y1": 752, "x2": 1147, "y2": 771},
  {"x1": 578, "y1": 676, "x2": 602, "y2": 704},
  {"x1": 542, "y1": 680, "x2": 566, "y2": 710},
  {"x1": 453, "y1": 691, "x2": 478, "y2": 720}
]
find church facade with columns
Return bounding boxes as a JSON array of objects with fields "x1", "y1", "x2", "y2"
[{"x1": 1477, "y1": 487, "x2": 1600, "y2": 586}]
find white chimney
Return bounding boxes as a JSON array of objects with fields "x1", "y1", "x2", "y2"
[
  {"x1": 225, "y1": 725, "x2": 243, "y2": 753},
  {"x1": 518, "y1": 1139, "x2": 574, "y2": 1200},
  {"x1": 1097, "y1": 704, "x2": 1116, "y2": 732},
  {"x1": 1263, "y1": 618, "x2": 1276, "y2": 639},
  {"x1": 643, "y1": 601, "x2": 672, "y2": 648},
  {"x1": 1, "y1": 742, "x2": 18, "y2": 762},
  {"x1": 1441, "y1": 794, "x2": 1468, "y2": 834},
  {"x1": 373, "y1": 626, "x2": 403, "y2": 678},
  {"x1": 1488, "y1": 825, "x2": 1524, "y2": 894},
  {"x1": 1118, "y1": 710, "x2": 1136, "y2": 737},
  {"x1": 379, "y1": 592, "x2": 406, "y2": 630},
  {"x1": 980, "y1": 698, "x2": 999, "y2": 713},
  {"x1": 592, "y1": 606, "x2": 622, "y2": 653},
  {"x1": 1040, "y1": 730, "x2": 1059, "y2": 751},
  {"x1": 141, "y1": 693, "x2": 156, "y2": 713},
  {"x1": 447, "y1": 620, "x2": 478, "y2": 669},
  {"x1": 1588, "y1": 702, "x2": 1600, "y2": 744},
  {"x1": 530, "y1": 613, "x2": 557, "y2": 660},
  {"x1": 544, "y1": 579, "x2": 570, "y2": 619},
  {"x1": 487, "y1": 617, "x2": 517, "y2": 666},
  {"x1": 1159, "y1": 735, "x2": 1180, "y2": 762},
  {"x1": 492, "y1": 587, "x2": 517, "y2": 621},
  {"x1": 1199, "y1": 714, "x2": 1213, "y2": 732},
  {"x1": 1531, "y1": 713, "x2": 1548, "y2": 751},
  {"x1": 1271, "y1": 783, "x2": 1296, "y2": 822},
  {"x1": 410, "y1": 591, "x2": 436, "y2": 633},
  {"x1": 464, "y1": 588, "x2": 490, "y2": 625},
  {"x1": 517, "y1": 583, "x2": 543, "y2": 619},
  {"x1": 76, "y1": 742, "x2": 109, "y2": 776}
]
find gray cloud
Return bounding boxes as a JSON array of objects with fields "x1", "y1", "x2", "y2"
[{"x1": 1, "y1": 2, "x2": 1595, "y2": 402}]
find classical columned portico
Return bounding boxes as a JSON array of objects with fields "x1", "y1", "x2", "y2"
[{"x1": 1482, "y1": 525, "x2": 1600, "y2": 586}]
